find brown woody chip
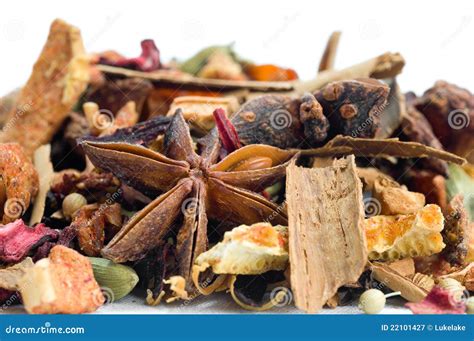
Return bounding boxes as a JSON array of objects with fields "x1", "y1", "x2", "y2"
[
  {"x1": 286, "y1": 156, "x2": 367, "y2": 313},
  {"x1": 0, "y1": 19, "x2": 89, "y2": 157}
]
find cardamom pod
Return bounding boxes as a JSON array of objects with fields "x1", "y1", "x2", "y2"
[{"x1": 88, "y1": 257, "x2": 139, "y2": 302}]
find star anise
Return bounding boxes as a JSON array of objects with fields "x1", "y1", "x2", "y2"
[{"x1": 80, "y1": 111, "x2": 296, "y2": 290}]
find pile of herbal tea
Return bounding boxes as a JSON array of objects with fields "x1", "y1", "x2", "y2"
[{"x1": 0, "y1": 20, "x2": 473, "y2": 315}]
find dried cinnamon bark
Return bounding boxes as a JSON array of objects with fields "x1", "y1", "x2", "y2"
[
  {"x1": 286, "y1": 156, "x2": 367, "y2": 313},
  {"x1": 314, "y1": 79, "x2": 389, "y2": 138},
  {"x1": 0, "y1": 19, "x2": 89, "y2": 157},
  {"x1": 318, "y1": 31, "x2": 341, "y2": 72}
]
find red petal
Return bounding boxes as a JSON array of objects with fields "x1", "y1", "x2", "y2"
[
  {"x1": 0, "y1": 220, "x2": 58, "y2": 263},
  {"x1": 213, "y1": 108, "x2": 242, "y2": 153},
  {"x1": 405, "y1": 286, "x2": 466, "y2": 314},
  {"x1": 99, "y1": 39, "x2": 161, "y2": 72}
]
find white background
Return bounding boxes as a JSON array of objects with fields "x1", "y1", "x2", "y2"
[{"x1": 1, "y1": 0, "x2": 473, "y2": 95}]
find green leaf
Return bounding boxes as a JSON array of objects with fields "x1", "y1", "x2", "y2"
[{"x1": 446, "y1": 164, "x2": 474, "y2": 221}]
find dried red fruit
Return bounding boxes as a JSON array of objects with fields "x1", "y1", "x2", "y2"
[
  {"x1": 405, "y1": 286, "x2": 466, "y2": 314},
  {"x1": 99, "y1": 39, "x2": 161, "y2": 72},
  {"x1": 0, "y1": 220, "x2": 58, "y2": 263},
  {"x1": 213, "y1": 108, "x2": 242, "y2": 153}
]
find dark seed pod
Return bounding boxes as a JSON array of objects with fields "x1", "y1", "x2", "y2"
[
  {"x1": 299, "y1": 93, "x2": 329, "y2": 145},
  {"x1": 314, "y1": 79, "x2": 389, "y2": 138},
  {"x1": 231, "y1": 95, "x2": 303, "y2": 148}
]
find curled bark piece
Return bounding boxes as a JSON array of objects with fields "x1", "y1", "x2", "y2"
[
  {"x1": 298, "y1": 135, "x2": 466, "y2": 165},
  {"x1": 296, "y1": 52, "x2": 405, "y2": 93},
  {"x1": 318, "y1": 31, "x2": 341, "y2": 72},
  {"x1": 0, "y1": 143, "x2": 39, "y2": 224},
  {"x1": 228, "y1": 271, "x2": 289, "y2": 311},
  {"x1": 314, "y1": 79, "x2": 389, "y2": 138},
  {"x1": 0, "y1": 19, "x2": 89, "y2": 157},
  {"x1": 371, "y1": 262, "x2": 429, "y2": 303},
  {"x1": 286, "y1": 156, "x2": 367, "y2": 313}
]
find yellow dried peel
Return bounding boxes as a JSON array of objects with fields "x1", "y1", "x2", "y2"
[{"x1": 365, "y1": 204, "x2": 445, "y2": 260}]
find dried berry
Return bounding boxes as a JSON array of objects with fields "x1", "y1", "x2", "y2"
[{"x1": 314, "y1": 79, "x2": 389, "y2": 138}]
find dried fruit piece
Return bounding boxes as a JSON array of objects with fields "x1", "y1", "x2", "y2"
[
  {"x1": 365, "y1": 204, "x2": 445, "y2": 261},
  {"x1": 0, "y1": 220, "x2": 58, "y2": 263},
  {"x1": 72, "y1": 203, "x2": 122, "y2": 257},
  {"x1": 405, "y1": 286, "x2": 465, "y2": 314},
  {"x1": 286, "y1": 156, "x2": 367, "y2": 313},
  {"x1": 198, "y1": 50, "x2": 246, "y2": 80},
  {"x1": 244, "y1": 64, "x2": 298, "y2": 81},
  {"x1": 167, "y1": 96, "x2": 239, "y2": 132},
  {"x1": 0, "y1": 257, "x2": 34, "y2": 291},
  {"x1": 99, "y1": 39, "x2": 161, "y2": 72},
  {"x1": 358, "y1": 167, "x2": 425, "y2": 215},
  {"x1": 0, "y1": 143, "x2": 39, "y2": 223},
  {"x1": 0, "y1": 19, "x2": 89, "y2": 157},
  {"x1": 314, "y1": 79, "x2": 389, "y2": 138},
  {"x1": 193, "y1": 223, "x2": 288, "y2": 275},
  {"x1": 18, "y1": 245, "x2": 104, "y2": 314}
]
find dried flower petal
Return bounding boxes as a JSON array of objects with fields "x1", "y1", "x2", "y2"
[
  {"x1": 99, "y1": 39, "x2": 161, "y2": 72},
  {"x1": 406, "y1": 286, "x2": 466, "y2": 314},
  {"x1": 0, "y1": 220, "x2": 58, "y2": 263}
]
